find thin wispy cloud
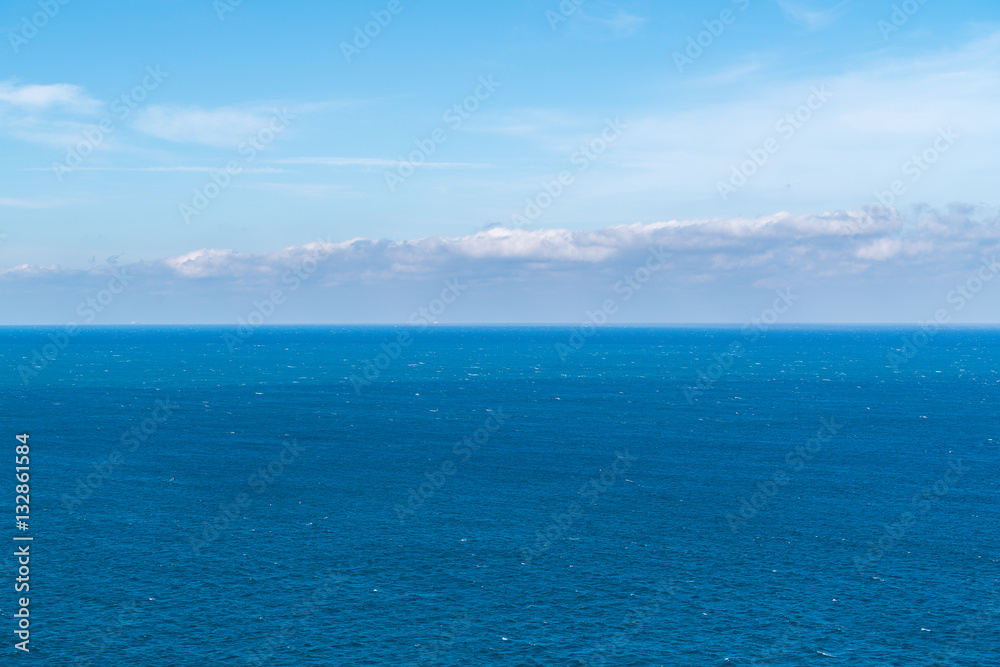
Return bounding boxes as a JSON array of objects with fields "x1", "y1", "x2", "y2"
[
  {"x1": 592, "y1": 32, "x2": 1000, "y2": 208},
  {"x1": 580, "y1": 6, "x2": 647, "y2": 37},
  {"x1": 3, "y1": 117, "x2": 99, "y2": 147},
  {"x1": 246, "y1": 183, "x2": 356, "y2": 197},
  {"x1": 0, "y1": 82, "x2": 103, "y2": 146},
  {"x1": 0, "y1": 81, "x2": 99, "y2": 112},
  {"x1": 132, "y1": 105, "x2": 286, "y2": 147},
  {"x1": 776, "y1": 0, "x2": 850, "y2": 30},
  {"x1": 0, "y1": 197, "x2": 65, "y2": 209},
  {"x1": 690, "y1": 60, "x2": 766, "y2": 86},
  {"x1": 22, "y1": 166, "x2": 288, "y2": 173},
  {"x1": 273, "y1": 157, "x2": 492, "y2": 168}
]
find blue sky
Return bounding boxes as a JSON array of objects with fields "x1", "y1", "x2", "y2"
[{"x1": 2, "y1": 0, "x2": 1000, "y2": 323}]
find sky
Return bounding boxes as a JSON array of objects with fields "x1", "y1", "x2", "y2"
[{"x1": 2, "y1": 0, "x2": 1000, "y2": 324}]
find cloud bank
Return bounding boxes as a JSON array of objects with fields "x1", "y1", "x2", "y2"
[{"x1": 2, "y1": 206, "x2": 1000, "y2": 325}]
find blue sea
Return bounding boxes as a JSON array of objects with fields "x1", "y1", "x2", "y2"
[{"x1": 1, "y1": 326, "x2": 997, "y2": 666}]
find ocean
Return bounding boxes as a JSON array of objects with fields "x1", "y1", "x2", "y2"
[{"x1": 2, "y1": 326, "x2": 997, "y2": 665}]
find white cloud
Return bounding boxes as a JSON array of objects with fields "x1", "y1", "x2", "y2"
[
  {"x1": 247, "y1": 182, "x2": 355, "y2": 198},
  {"x1": 273, "y1": 157, "x2": 491, "y2": 168},
  {"x1": 776, "y1": 0, "x2": 850, "y2": 30},
  {"x1": 8, "y1": 206, "x2": 985, "y2": 285},
  {"x1": 586, "y1": 31, "x2": 1000, "y2": 213},
  {"x1": 581, "y1": 8, "x2": 646, "y2": 37},
  {"x1": 132, "y1": 105, "x2": 282, "y2": 147},
  {"x1": 3, "y1": 206, "x2": 999, "y2": 324},
  {"x1": 0, "y1": 197, "x2": 64, "y2": 209},
  {"x1": 472, "y1": 108, "x2": 587, "y2": 142},
  {"x1": 0, "y1": 81, "x2": 99, "y2": 112},
  {"x1": 566, "y1": 4, "x2": 647, "y2": 39},
  {"x1": 23, "y1": 166, "x2": 287, "y2": 173},
  {"x1": 153, "y1": 206, "x2": 997, "y2": 294},
  {"x1": 0, "y1": 264, "x2": 61, "y2": 278},
  {"x1": 0, "y1": 81, "x2": 102, "y2": 146},
  {"x1": 856, "y1": 237, "x2": 902, "y2": 261},
  {"x1": 692, "y1": 60, "x2": 766, "y2": 86},
  {"x1": 163, "y1": 248, "x2": 258, "y2": 278}
]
